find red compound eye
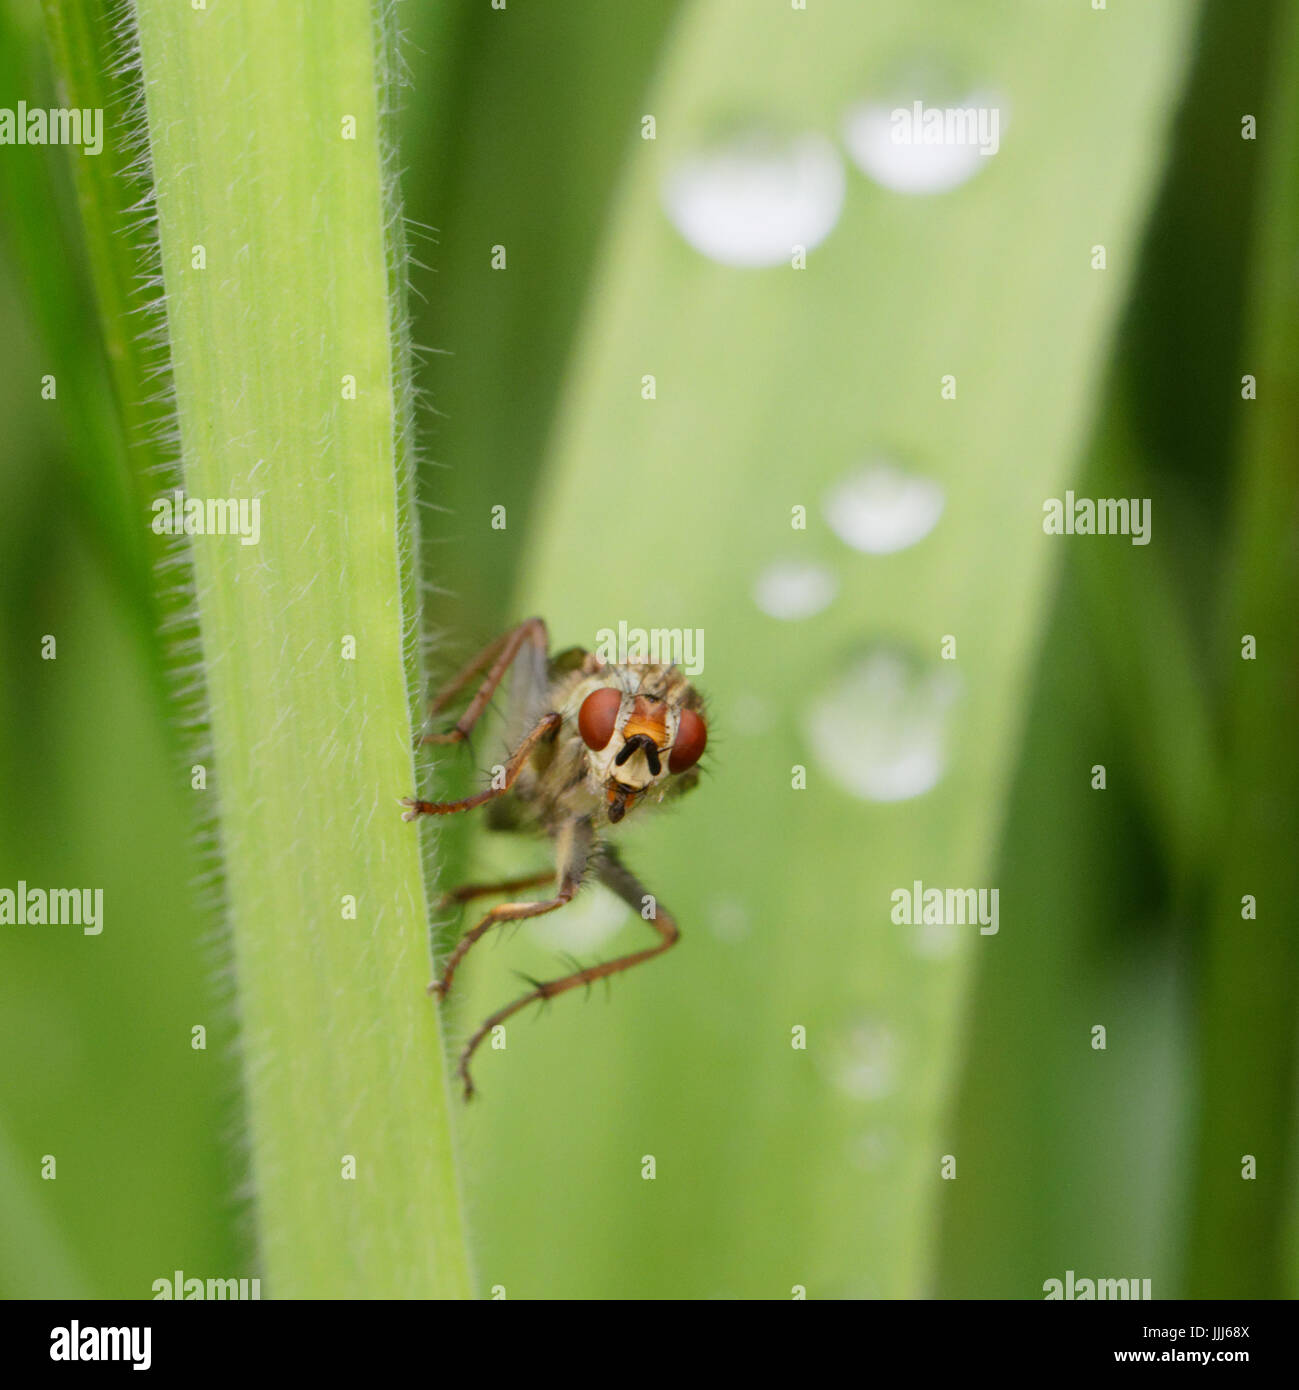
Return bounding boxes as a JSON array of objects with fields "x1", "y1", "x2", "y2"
[
  {"x1": 578, "y1": 688, "x2": 622, "y2": 751},
  {"x1": 668, "y1": 708, "x2": 707, "y2": 773}
]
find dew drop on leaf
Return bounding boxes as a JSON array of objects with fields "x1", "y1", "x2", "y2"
[
  {"x1": 753, "y1": 560, "x2": 837, "y2": 620},
  {"x1": 828, "y1": 1019, "x2": 899, "y2": 1101},
  {"x1": 842, "y1": 87, "x2": 1005, "y2": 196},
  {"x1": 823, "y1": 459, "x2": 945, "y2": 555},
  {"x1": 662, "y1": 130, "x2": 845, "y2": 268},
  {"x1": 805, "y1": 648, "x2": 960, "y2": 802}
]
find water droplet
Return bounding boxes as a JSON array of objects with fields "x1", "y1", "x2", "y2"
[
  {"x1": 823, "y1": 459, "x2": 944, "y2": 554},
  {"x1": 828, "y1": 1019, "x2": 898, "y2": 1101},
  {"x1": 849, "y1": 1127, "x2": 898, "y2": 1171},
  {"x1": 709, "y1": 896, "x2": 750, "y2": 943},
  {"x1": 662, "y1": 130, "x2": 845, "y2": 268},
  {"x1": 753, "y1": 560, "x2": 837, "y2": 620},
  {"x1": 533, "y1": 884, "x2": 630, "y2": 953},
  {"x1": 913, "y1": 916, "x2": 960, "y2": 960},
  {"x1": 842, "y1": 88, "x2": 1004, "y2": 196},
  {"x1": 806, "y1": 648, "x2": 960, "y2": 802}
]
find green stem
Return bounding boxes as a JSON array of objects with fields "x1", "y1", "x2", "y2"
[
  {"x1": 1187, "y1": 0, "x2": 1299, "y2": 1297},
  {"x1": 129, "y1": 0, "x2": 472, "y2": 1297}
]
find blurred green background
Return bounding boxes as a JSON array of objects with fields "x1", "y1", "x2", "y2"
[{"x1": 1, "y1": 0, "x2": 1295, "y2": 1299}]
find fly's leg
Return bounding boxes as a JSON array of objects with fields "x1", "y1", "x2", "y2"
[
  {"x1": 401, "y1": 711, "x2": 560, "y2": 819},
  {"x1": 422, "y1": 617, "x2": 548, "y2": 745},
  {"x1": 454, "y1": 845, "x2": 679, "y2": 1100},
  {"x1": 427, "y1": 631, "x2": 509, "y2": 723},
  {"x1": 436, "y1": 870, "x2": 555, "y2": 910},
  {"x1": 431, "y1": 821, "x2": 593, "y2": 1002}
]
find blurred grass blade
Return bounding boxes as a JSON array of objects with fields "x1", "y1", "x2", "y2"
[
  {"x1": 0, "y1": 1119, "x2": 92, "y2": 1298},
  {"x1": 40, "y1": 0, "x2": 175, "y2": 522},
  {"x1": 1072, "y1": 421, "x2": 1221, "y2": 894},
  {"x1": 402, "y1": 0, "x2": 685, "y2": 647},
  {"x1": 461, "y1": 0, "x2": 1195, "y2": 1297},
  {"x1": 129, "y1": 0, "x2": 471, "y2": 1296},
  {"x1": 937, "y1": 0, "x2": 1285, "y2": 1299},
  {"x1": 1188, "y1": 0, "x2": 1299, "y2": 1297},
  {"x1": 0, "y1": 0, "x2": 147, "y2": 616}
]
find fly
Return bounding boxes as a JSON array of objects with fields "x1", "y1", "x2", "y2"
[{"x1": 401, "y1": 617, "x2": 708, "y2": 1098}]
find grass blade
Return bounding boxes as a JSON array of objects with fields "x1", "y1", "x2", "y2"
[{"x1": 128, "y1": 0, "x2": 472, "y2": 1296}]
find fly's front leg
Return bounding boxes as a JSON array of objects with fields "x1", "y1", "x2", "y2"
[
  {"x1": 401, "y1": 710, "x2": 560, "y2": 819},
  {"x1": 431, "y1": 819, "x2": 594, "y2": 1004},
  {"x1": 422, "y1": 617, "x2": 548, "y2": 745},
  {"x1": 453, "y1": 844, "x2": 679, "y2": 1100}
]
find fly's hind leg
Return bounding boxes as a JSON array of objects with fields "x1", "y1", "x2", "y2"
[
  {"x1": 430, "y1": 821, "x2": 593, "y2": 1002},
  {"x1": 437, "y1": 870, "x2": 556, "y2": 910},
  {"x1": 422, "y1": 617, "x2": 548, "y2": 745},
  {"x1": 453, "y1": 844, "x2": 679, "y2": 1099}
]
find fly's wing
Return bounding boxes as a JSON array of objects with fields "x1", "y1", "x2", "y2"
[{"x1": 501, "y1": 630, "x2": 552, "y2": 749}]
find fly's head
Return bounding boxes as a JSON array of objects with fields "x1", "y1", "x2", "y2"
[{"x1": 573, "y1": 665, "x2": 707, "y2": 825}]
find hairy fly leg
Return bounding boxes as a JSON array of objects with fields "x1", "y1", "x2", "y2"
[
  {"x1": 401, "y1": 710, "x2": 561, "y2": 819},
  {"x1": 436, "y1": 870, "x2": 556, "y2": 909},
  {"x1": 453, "y1": 844, "x2": 679, "y2": 1099},
  {"x1": 422, "y1": 617, "x2": 548, "y2": 745},
  {"x1": 431, "y1": 819, "x2": 594, "y2": 1002}
]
